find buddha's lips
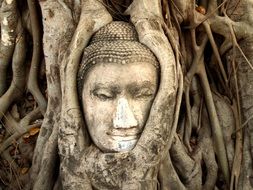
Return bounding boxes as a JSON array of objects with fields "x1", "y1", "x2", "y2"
[
  {"x1": 110, "y1": 135, "x2": 139, "y2": 141},
  {"x1": 106, "y1": 129, "x2": 140, "y2": 137}
]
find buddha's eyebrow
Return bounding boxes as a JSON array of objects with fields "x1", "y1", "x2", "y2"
[
  {"x1": 127, "y1": 81, "x2": 156, "y2": 93},
  {"x1": 92, "y1": 83, "x2": 121, "y2": 93}
]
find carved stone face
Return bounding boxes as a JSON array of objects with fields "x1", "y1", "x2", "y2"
[{"x1": 82, "y1": 61, "x2": 158, "y2": 152}]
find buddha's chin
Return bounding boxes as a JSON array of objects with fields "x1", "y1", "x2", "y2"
[
  {"x1": 115, "y1": 139, "x2": 138, "y2": 152},
  {"x1": 109, "y1": 137, "x2": 138, "y2": 152}
]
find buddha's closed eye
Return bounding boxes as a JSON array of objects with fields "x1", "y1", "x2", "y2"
[
  {"x1": 93, "y1": 88, "x2": 115, "y2": 101},
  {"x1": 92, "y1": 86, "x2": 155, "y2": 101},
  {"x1": 133, "y1": 88, "x2": 155, "y2": 99}
]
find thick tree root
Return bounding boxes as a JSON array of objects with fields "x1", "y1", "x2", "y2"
[
  {"x1": 181, "y1": 3, "x2": 232, "y2": 185},
  {"x1": 0, "y1": 122, "x2": 41, "y2": 155},
  {"x1": 0, "y1": 0, "x2": 17, "y2": 96},
  {"x1": 31, "y1": 0, "x2": 76, "y2": 188},
  {"x1": 170, "y1": 135, "x2": 201, "y2": 189},
  {"x1": 228, "y1": 36, "x2": 253, "y2": 190},
  {"x1": 198, "y1": 108, "x2": 218, "y2": 190},
  {"x1": 0, "y1": 19, "x2": 26, "y2": 120},
  {"x1": 27, "y1": 0, "x2": 47, "y2": 115},
  {"x1": 158, "y1": 153, "x2": 186, "y2": 190}
]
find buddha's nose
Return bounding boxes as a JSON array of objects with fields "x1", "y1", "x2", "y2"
[{"x1": 113, "y1": 97, "x2": 138, "y2": 129}]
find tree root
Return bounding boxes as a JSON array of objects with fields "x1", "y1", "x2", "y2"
[
  {"x1": 32, "y1": 122, "x2": 59, "y2": 190},
  {"x1": 31, "y1": 109, "x2": 60, "y2": 190},
  {"x1": 0, "y1": 122, "x2": 41, "y2": 155},
  {"x1": 0, "y1": 106, "x2": 42, "y2": 155},
  {"x1": 31, "y1": 0, "x2": 76, "y2": 188},
  {"x1": 198, "y1": 61, "x2": 230, "y2": 185},
  {"x1": 27, "y1": 0, "x2": 47, "y2": 115},
  {"x1": 0, "y1": 19, "x2": 26, "y2": 120},
  {"x1": 0, "y1": 107, "x2": 42, "y2": 190},
  {"x1": 20, "y1": 107, "x2": 42, "y2": 127},
  {"x1": 196, "y1": 2, "x2": 253, "y2": 189},
  {"x1": 238, "y1": 128, "x2": 253, "y2": 190},
  {"x1": 1, "y1": 148, "x2": 19, "y2": 183},
  {"x1": 229, "y1": 37, "x2": 243, "y2": 190},
  {"x1": 158, "y1": 153, "x2": 186, "y2": 190},
  {"x1": 203, "y1": 21, "x2": 228, "y2": 84},
  {"x1": 198, "y1": 108, "x2": 218, "y2": 190},
  {"x1": 181, "y1": 4, "x2": 230, "y2": 184},
  {"x1": 0, "y1": 0, "x2": 18, "y2": 96},
  {"x1": 170, "y1": 135, "x2": 200, "y2": 188},
  {"x1": 183, "y1": 85, "x2": 193, "y2": 152},
  {"x1": 2, "y1": 111, "x2": 19, "y2": 135}
]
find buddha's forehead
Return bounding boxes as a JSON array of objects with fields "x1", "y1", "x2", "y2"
[
  {"x1": 84, "y1": 62, "x2": 158, "y2": 88},
  {"x1": 77, "y1": 21, "x2": 160, "y2": 97}
]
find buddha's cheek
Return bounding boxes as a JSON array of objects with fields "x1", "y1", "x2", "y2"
[
  {"x1": 130, "y1": 99, "x2": 154, "y2": 130},
  {"x1": 84, "y1": 98, "x2": 113, "y2": 131},
  {"x1": 86, "y1": 114, "x2": 113, "y2": 151}
]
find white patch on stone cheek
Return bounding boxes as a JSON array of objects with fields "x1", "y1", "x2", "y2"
[
  {"x1": 6, "y1": 0, "x2": 13, "y2": 4},
  {"x1": 113, "y1": 98, "x2": 138, "y2": 128}
]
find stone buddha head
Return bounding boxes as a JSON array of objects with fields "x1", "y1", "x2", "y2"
[{"x1": 77, "y1": 21, "x2": 159, "y2": 153}]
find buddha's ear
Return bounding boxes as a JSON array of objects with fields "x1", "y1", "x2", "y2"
[{"x1": 127, "y1": 0, "x2": 182, "y2": 165}]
